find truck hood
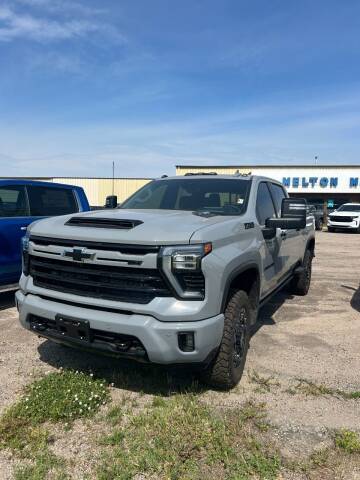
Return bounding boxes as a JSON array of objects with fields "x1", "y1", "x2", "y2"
[
  {"x1": 329, "y1": 211, "x2": 360, "y2": 217},
  {"x1": 28, "y1": 209, "x2": 231, "y2": 245}
]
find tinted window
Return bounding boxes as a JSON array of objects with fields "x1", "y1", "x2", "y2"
[
  {"x1": 27, "y1": 186, "x2": 78, "y2": 216},
  {"x1": 0, "y1": 186, "x2": 29, "y2": 217},
  {"x1": 256, "y1": 182, "x2": 276, "y2": 225},
  {"x1": 121, "y1": 178, "x2": 250, "y2": 215},
  {"x1": 269, "y1": 183, "x2": 286, "y2": 217}
]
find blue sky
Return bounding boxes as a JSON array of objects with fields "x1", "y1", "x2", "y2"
[{"x1": 0, "y1": 0, "x2": 360, "y2": 177}]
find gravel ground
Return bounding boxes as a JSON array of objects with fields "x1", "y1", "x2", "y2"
[{"x1": 0, "y1": 231, "x2": 359, "y2": 478}]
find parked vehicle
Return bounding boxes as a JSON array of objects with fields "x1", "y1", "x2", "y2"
[
  {"x1": 16, "y1": 174, "x2": 315, "y2": 389},
  {"x1": 307, "y1": 205, "x2": 324, "y2": 231},
  {"x1": 0, "y1": 180, "x2": 90, "y2": 292},
  {"x1": 327, "y1": 203, "x2": 360, "y2": 232}
]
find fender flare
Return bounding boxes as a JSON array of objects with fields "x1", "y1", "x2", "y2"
[
  {"x1": 304, "y1": 236, "x2": 316, "y2": 260},
  {"x1": 221, "y1": 261, "x2": 260, "y2": 312}
]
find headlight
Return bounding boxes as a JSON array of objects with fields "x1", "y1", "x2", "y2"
[
  {"x1": 21, "y1": 231, "x2": 30, "y2": 276},
  {"x1": 160, "y1": 243, "x2": 212, "y2": 299}
]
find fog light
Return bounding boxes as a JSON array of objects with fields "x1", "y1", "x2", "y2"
[{"x1": 178, "y1": 332, "x2": 195, "y2": 352}]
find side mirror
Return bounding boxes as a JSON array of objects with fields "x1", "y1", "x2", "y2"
[
  {"x1": 105, "y1": 195, "x2": 118, "y2": 208},
  {"x1": 265, "y1": 198, "x2": 307, "y2": 230}
]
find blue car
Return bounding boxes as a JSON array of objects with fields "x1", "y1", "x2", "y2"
[{"x1": 0, "y1": 180, "x2": 90, "y2": 292}]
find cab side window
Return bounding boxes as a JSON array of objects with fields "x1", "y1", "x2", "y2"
[
  {"x1": 269, "y1": 183, "x2": 286, "y2": 217},
  {"x1": 256, "y1": 182, "x2": 276, "y2": 226},
  {"x1": 27, "y1": 186, "x2": 78, "y2": 217},
  {"x1": 0, "y1": 186, "x2": 29, "y2": 217}
]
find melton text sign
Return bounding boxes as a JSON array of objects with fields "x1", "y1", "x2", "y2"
[{"x1": 283, "y1": 177, "x2": 359, "y2": 189}]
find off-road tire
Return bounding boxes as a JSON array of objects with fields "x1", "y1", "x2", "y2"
[
  {"x1": 288, "y1": 249, "x2": 313, "y2": 296},
  {"x1": 200, "y1": 290, "x2": 253, "y2": 390}
]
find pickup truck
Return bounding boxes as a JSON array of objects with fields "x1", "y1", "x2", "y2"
[
  {"x1": 16, "y1": 174, "x2": 315, "y2": 389},
  {"x1": 0, "y1": 179, "x2": 90, "y2": 292}
]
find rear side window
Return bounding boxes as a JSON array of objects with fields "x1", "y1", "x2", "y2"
[
  {"x1": 27, "y1": 186, "x2": 78, "y2": 217},
  {"x1": 256, "y1": 182, "x2": 276, "y2": 226},
  {"x1": 0, "y1": 186, "x2": 29, "y2": 217},
  {"x1": 269, "y1": 183, "x2": 286, "y2": 217}
]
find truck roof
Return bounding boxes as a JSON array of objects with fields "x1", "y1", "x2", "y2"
[
  {"x1": 156, "y1": 173, "x2": 284, "y2": 185},
  {"x1": 0, "y1": 179, "x2": 81, "y2": 190}
]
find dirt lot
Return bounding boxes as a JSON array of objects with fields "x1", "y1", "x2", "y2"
[{"x1": 0, "y1": 231, "x2": 359, "y2": 479}]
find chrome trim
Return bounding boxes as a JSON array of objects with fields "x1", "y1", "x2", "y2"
[
  {"x1": 28, "y1": 240, "x2": 158, "y2": 269},
  {"x1": 0, "y1": 283, "x2": 18, "y2": 293}
]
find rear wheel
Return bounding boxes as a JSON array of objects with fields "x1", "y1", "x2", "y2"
[
  {"x1": 288, "y1": 249, "x2": 313, "y2": 296},
  {"x1": 200, "y1": 290, "x2": 253, "y2": 390},
  {"x1": 317, "y1": 218, "x2": 324, "y2": 231}
]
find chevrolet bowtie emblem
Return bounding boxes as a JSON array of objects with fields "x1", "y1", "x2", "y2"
[{"x1": 62, "y1": 248, "x2": 94, "y2": 262}]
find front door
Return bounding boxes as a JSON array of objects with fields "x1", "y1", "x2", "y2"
[
  {"x1": 0, "y1": 185, "x2": 32, "y2": 287},
  {"x1": 256, "y1": 182, "x2": 288, "y2": 298}
]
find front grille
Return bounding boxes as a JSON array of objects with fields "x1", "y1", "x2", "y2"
[
  {"x1": 29, "y1": 256, "x2": 172, "y2": 304},
  {"x1": 330, "y1": 216, "x2": 354, "y2": 223}
]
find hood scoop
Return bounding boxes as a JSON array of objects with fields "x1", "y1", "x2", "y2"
[{"x1": 65, "y1": 217, "x2": 143, "y2": 230}]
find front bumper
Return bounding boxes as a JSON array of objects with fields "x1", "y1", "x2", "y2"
[
  {"x1": 327, "y1": 219, "x2": 360, "y2": 230},
  {"x1": 15, "y1": 290, "x2": 224, "y2": 365}
]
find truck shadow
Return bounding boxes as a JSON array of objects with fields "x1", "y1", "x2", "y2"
[
  {"x1": 37, "y1": 291, "x2": 288, "y2": 395},
  {"x1": 0, "y1": 292, "x2": 15, "y2": 311},
  {"x1": 341, "y1": 284, "x2": 360, "y2": 313},
  {"x1": 251, "y1": 290, "x2": 292, "y2": 336},
  {"x1": 37, "y1": 340, "x2": 206, "y2": 395}
]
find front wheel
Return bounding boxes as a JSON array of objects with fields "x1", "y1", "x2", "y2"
[{"x1": 200, "y1": 290, "x2": 253, "y2": 390}]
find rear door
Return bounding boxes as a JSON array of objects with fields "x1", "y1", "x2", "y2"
[
  {"x1": 0, "y1": 184, "x2": 31, "y2": 287},
  {"x1": 268, "y1": 183, "x2": 302, "y2": 275}
]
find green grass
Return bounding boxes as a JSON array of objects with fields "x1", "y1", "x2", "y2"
[
  {"x1": 0, "y1": 370, "x2": 110, "y2": 453},
  {"x1": 335, "y1": 430, "x2": 360, "y2": 453},
  {"x1": 105, "y1": 405, "x2": 123, "y2": 426},
  {"x1": 14, "y1": 452, "x2": 68, "y2": 480},
  {"x1": 98, "y1": 395, "x2": 280, "y2": 480}
]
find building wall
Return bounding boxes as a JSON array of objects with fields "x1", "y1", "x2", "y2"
[
  {"x1": 52, "y1": 178, "x2": 152, "y2": 206},
  {"x1": 176, "y1": 165, "x2": 360, "y2": 197}
]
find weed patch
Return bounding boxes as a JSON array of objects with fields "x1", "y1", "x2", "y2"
[
  {"x1": 294, "y1": 379, "x2": 360, "y2": 399},
  {"x1": 249, "y1": 370, "x2": 280, "y2": 392},
  {"x1": 335, "y1": 430, "x2": 360, "y2": 453},
  {"x1": 0, "y1": 370, "x2": 110, "y2": 453}
]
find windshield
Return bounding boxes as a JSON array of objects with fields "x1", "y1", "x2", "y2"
[
  {"x1": 337, "y1": 204, "x2": 360, "y2": 212},
  {"x1": 120, "y1": 178, "x2": 250, "y2": 215}
]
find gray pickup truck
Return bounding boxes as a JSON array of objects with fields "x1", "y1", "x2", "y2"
[{"x1": 16, "y1": 174, "x2": 315, "y2": 389}]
